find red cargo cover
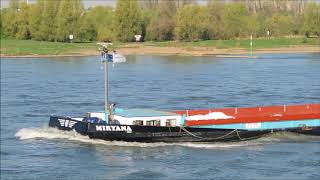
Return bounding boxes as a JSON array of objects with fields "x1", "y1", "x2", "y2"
[{"x1": 174, "y1": 104, "x2": 320, "y2": 126}]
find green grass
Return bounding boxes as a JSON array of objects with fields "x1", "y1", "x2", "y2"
[
  {"x1": 1, "y1": 37, "x2": 319, "y2": 56},
  {"x1": 143, "y1": 37, "x2": 319, "y2": 49},
  {"x1": 0, "y1": 39, "x2": 100, "y2": 56}
]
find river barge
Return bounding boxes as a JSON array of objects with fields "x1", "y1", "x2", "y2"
[
  {"x1": 49, "y1": 104, "x2": 320, "y2": 142},
  {"x1": 48, "y1": 47, "x2": 320, "y2": 142}
]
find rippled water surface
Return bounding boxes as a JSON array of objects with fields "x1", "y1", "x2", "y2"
[{"x1": 1, "y1": 54, "x2": 320, "y2": 179}]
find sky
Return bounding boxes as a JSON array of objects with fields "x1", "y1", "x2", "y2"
[
  {"x1": 0, "y1": 0, "x2": 207, "y2": 8},
  {"x1": 1, "y1": 0, "x2": 319, "y2": 9},
  {"x1": 0, "y1": 0, "x2": 208, "y2": 9},
  {"x1": 1, "y1": 0, "x2": 117, "y2": 9}
]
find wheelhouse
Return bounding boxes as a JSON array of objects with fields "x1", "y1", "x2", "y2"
[{"x1": 86, "y1": 108, "x2": 182, "y2": 127}]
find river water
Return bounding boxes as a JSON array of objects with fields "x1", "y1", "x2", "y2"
[{"x1": 1, "y1": 53, "x2": 320, "y2": 179}]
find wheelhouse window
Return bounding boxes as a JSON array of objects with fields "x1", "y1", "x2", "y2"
[
  {"x1": 166, "y1": 119, "x2": 176, "y2": 127},
  {"x1": 133, "y1": 120, "x2": 144, "y2": 126},
  {"x1": 146, "y1": 120, "x2": 161, "y2": 126}
]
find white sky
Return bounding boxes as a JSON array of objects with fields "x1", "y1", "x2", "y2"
[
  {"x1": 1, "y1": 0, "x2": 319, "y2": 9},
  {"x1": 1, "y1": 0, "x2": 116, "y2": 9},
  {"x1": 0, "y1": 0, "x2": 208, "y2": 9}
]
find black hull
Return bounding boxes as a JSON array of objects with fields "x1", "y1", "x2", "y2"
[{"x1": 49, "y1": 116, "x2": 320, "y2": 142}]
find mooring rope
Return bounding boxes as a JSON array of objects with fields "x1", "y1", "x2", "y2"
[
  {"x1": 180, "y1": 126, "x2": 205, "y2": 139},
  {"x1": 235, "y1": 129, "x2": 268, "y2": 141},
  {"x1": 181, "y1": 127, "x2": 269, "y2": 141},
  {"x1": 235, "y1": 129, "x2": 244, "y2": 140},
  {"x1": 180, "y1": 126, "x2": 237, "y2": 140}
]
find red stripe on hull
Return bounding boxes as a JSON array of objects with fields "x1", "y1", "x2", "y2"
[{"x1": 174, "y1": 104, "x2": 320, "y2": 126}]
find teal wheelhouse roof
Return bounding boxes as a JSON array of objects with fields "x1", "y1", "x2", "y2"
[{"x1": 114, "y1": 108, "x2": 179, "y2": 118}]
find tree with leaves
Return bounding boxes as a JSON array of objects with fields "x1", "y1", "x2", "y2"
[
  {"x1": 222, "y1": 3, "x2": 250, "y2": 39},
  {"x1": 76, "y1": 13, "x2": 97, "y2": 42},
  {"x1": 207, "y1": 0, "x2": 225, "y2": 39},
  {"x1": 114, "y1": 0, "x2": 142, "y2": 42},
  {"x1": 146, "y1": 0, "x2": 177, "y2": 41},
  {"x1": 28, "y1": 3, "x2": 42, "y2": 40},
  {"x1": 55, "y1": 0, "x2": 84, "y2": 42},
  {"x1": 16, "y1": 2, "x2": 30, "y2": 39},
  {"x1": 0, "y1": 11, "x2": 2, "y2": 38},
  {"x1": 38, "y1": 0, "x2": 60, "y2": 41},
  {"x1": 266, "y1": 13, "x2": 294, "y2": 37},
  {"x1": 175, "y1": 5, "x2": 210, "y2": 41},
  {"x1": 1, "y1": 0, "x2": 319, "y2": 42},
  {"x1": 303, "y1": 3, "x2": 320, "y2": 37},
  {"x1": 84, "y1": 6, "x2": 115, "y2": 42},
  {"x1": 2, "y1": 0, "x2": 19, "y2": 37}
]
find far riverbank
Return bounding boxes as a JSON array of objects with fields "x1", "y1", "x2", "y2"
[
  {"x1": 1, "y1": 46, "x2": 319, "y2": 58},
  {"x1": 1, "y1": 38, "x2": 319, "y2": 58},
  {"x1": 117, "y1": 46, "x2": 320, "y2": 56}
]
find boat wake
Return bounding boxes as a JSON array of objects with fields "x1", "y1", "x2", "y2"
[
  {"x1": 15, "y1": 127, "x2": 174, "y2": 148},
  {"x1": 15, "y1": 127, "x2": 320, "y2": 149},
  {"x1": 255, "y1": 131, "x2": 320, "y2": 143}
]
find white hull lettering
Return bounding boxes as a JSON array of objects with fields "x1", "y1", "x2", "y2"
[
  {"x1": 96, "y1": 125, "x2": 132, "y2": 133},
  {"x1": 96, "y1": 125, "x2": 103, "y2": 131},
  {"x1": 110, "y1": 126, "x2": 115, "y2": 131},
  {"x1": 106, "y1": 126, "x2": 111, "y2": 131},
  {"x1": 120, "y1": 126, "x2": 127, "y2": 131}
]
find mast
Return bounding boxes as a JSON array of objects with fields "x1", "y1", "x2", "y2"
[
  {"x1": 99, "y1": 42, "x2": 125, "y2": 123},
  {"x1": 104, "y1": 57, "x2": 109, "y2": 123}
]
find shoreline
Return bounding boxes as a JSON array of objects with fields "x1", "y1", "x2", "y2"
[{"x1": 1, "y1": 46, "x2": 319, "y2": 58}]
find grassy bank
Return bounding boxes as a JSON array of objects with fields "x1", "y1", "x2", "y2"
[
  {"x1": 140, "y1": 37, "x2": 320, "y2": 49},
  {"x1": 0, "y1": 39, "x2": 99, "y2": 56},
  {"x1": 1, "y1": 37, "x2": 319, "y2": 57}
]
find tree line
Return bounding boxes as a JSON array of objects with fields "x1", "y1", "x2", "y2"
[{"x1": 1, "y1": 0, "x2": 319, "y2": 43}]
